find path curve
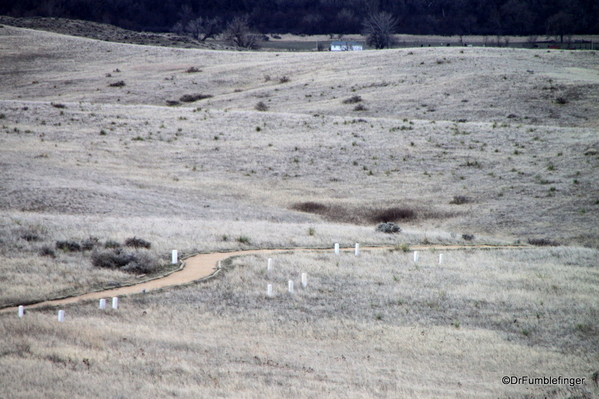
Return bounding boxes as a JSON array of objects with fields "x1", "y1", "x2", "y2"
[{"x1": 0, "y1": 244, "x2": 524, "y2": 314}]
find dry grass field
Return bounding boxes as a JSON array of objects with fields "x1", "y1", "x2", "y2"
[
  {"x1": 0, "y1": 22, "x2": 598, "y2": 398},
  {"x1": 1, "y1": 248, "x2": 598, "y2": 398}
]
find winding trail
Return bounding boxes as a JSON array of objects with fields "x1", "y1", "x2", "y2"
[{"x1": 1, "y1": 244, "x2": 524, "y2": 314}]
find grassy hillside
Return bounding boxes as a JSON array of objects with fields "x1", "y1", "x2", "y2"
[{"x1": 0, "y1": 24, "x2": 598, "y2": 398}]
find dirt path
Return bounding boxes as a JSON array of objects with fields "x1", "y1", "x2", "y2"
[{"x1": 0, "y1": 244, "x2": 524, "y2": 314}]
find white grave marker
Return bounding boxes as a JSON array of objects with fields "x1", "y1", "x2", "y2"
[
  {"x1": 334, "y1": 243, "x2": 340, "y2": 255},
  {"x1": 355, "y1": 243, "x2": 360, "y2": 256},
  {"x1": 58, "y1": 310, "x2": 65, "y2": 322},
  {"x1": 18, "y1": 305, "x2": 24, "y2": 318},
  {"x1": 172, "y1": 250, "x2": 178, "y2": 264},
  {"x1": 267, "y1": 284, "x2": 273, "y2": 297},
  {"x1": 414, "y1": 251, "x2": 419, "y2": 262},
  {"x1": 288, "y1": 280, "x2": 294, "y2": 293},
  {"x1": 112, "y1": 297, "x2": 119, "y2": 309},
  {"x1": 301, "y1": 273, "x2": 307, "y2": 288},
  {"x1": 439, "y1": 254, "x2": 444, "y2": 264},
  {"x1": 99, "y1": 299, "x2": 106, "y2": 310},
  {"x1": 267, "y1": 258, "x2": 272, "y2": 270}
]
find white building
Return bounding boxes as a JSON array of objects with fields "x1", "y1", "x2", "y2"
[{"x1": 330, "y1": 41, "x2": 363, "y2": 51}]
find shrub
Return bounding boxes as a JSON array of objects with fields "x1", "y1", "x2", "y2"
[
  {"x1": 179, "y1": 93, "x2": 212, "y2": 102},
  {"x1": 279, "y1": 76, "x2": 290, "y2": 83},
  {"x1": 91, "y1": 249, "x2": 159, "y2": 274},
  {"x1": 119, "y1": 251, "x2": 160, "y2": 274},
  {"x1": 527, "y1": 238, "x2": 560, "y2": 247},
  {"x1": 124, "y1": 237, "x2": 151, "y2": 249},
  {"x1": 255, "y1": 101, "x2": 269, "y2": 111},
  {"x1": 166, "y1": 100, "x2": 181, "y2": 106},
  {"x1": 108, "y1": 81, "x2": 126, "y2": 87},
  {"x1": 353, "y1": 104, "x2": 368, "y2": 111},
  {"x1": 236, "y1": 236, "x2": 251, "y2": 245},
  {"x1": 370, "y1": 207, "x2": 416, "y2": 223},
  {"x1": 186, "y1": 67, "x2": 201, "y2": 73},
  {"x1": 39, "y1": 246, "x2": 56, "y2": 258},
  {"x1": 55, "y1": 240, "x2": 82, "y2": 252},
  {"x1": 462, "y1": 234, "x2": 475, "y2": 241},
  {"x1": 554, "y1": 96, "x2": 568, "y2": 105},
  {"x1": 81, "y1": 237, "x2": 99, "y2": 251},
  {"x1": 51, "y1": 103, "x2": 66, "y2": 108},
  {"x1": 450, "y1": 195, "x2": 470, "y2": 205},
  {"x1": 104, "y1": 240, "x2": 121, "y2": 249},
  {"x1": 376, "y1": 222, "x2": 401, "y2": 233},
  {"x1": 342, "y1": 95, "x2": 362, "y2": 104},
  {"x1": 91, "y1": 249, "x2": 134, "y2": 269},
  {"x1": 20, "y1": 233, "x2": 41, "y2": 242}
]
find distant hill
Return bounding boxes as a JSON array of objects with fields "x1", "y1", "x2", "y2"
[{"x1": 0, "y1": 15, "x2": 231, "y2": 49}]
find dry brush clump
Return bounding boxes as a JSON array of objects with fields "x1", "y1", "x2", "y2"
[
  {"x1": 528, "y1": 238, "x2": 560, "y2": 247},
  {"x1": 20, "y1": 232, "x2": 41, "y2": 242},
  {"x1": 179, "y1": 93, "x2": 212, "y2": 102},
  {"x1": 449, "y1": 195, "x2": 470, "y2": 205},
  {"x1": 375, "y1": 222, "x2": 401, "y2": 233},
  {"x1": 342, "y1": 95, "x2": 362, "y2": 104},
  {"x1": 124, "y1": 236, "x2": 151, "y2": 249},
  {"x1": 255, "y1": 101, "x2": 268, "y2": 111},
  {"x1": 55, "y1": 240, "x2": 82, "y2": 252},
  {"x1": 108, "y1": 80, "x2": 125, "y2": 87},
  {"x1": 0, "y1": 220, "x2": 169, "y2": 306},
  {"x1": 91, "y1": 248, "x2": 159, "y2": 274},
  {"x1": 55, "y1": 237, "x2": 101, "y2": 252},
  {"x1": 38, "y1": 246, "x2": 55, "y2": 257}
]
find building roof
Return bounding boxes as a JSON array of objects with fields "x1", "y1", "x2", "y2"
[{"x1": 330, "y1": 41, "x2": 362, "y2": 46}]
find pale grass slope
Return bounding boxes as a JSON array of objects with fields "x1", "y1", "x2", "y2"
[
  {"x1": 0, "y1": 25, "x2": 598, "y2": 398},
  {"x1": 0, "y1": 248, "x2": 598, "y2": 398}
]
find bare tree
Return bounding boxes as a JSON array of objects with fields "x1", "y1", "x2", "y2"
[
  {"x1": 546, "y1": 11, "x2": 575, "y2": 43},
  {"x1": 186, "y1": 17, "x2": 222, "y2": 41},
  {"x1": 171, "y1": 21, "x2": 185, "y2": 36},
  {"x1": 223, "y1": 16, "x2": 262, "y2": 49},
  {"x1": 526, "y1": 35, "x2": 538, "y2": 48},
  {"x1": 362, "y1": 12, "x2": 397, "y2": 49}
]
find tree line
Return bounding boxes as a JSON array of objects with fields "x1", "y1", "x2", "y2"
[{"x1": 2, "y1": 0, "x2": 597, "y2": 38}]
